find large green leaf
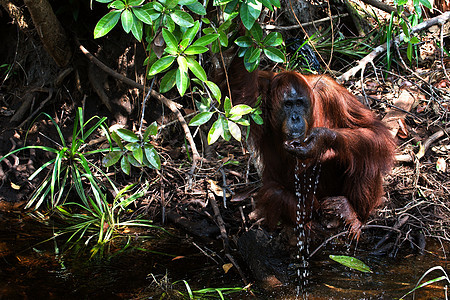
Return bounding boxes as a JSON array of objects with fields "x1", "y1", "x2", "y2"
[
  {"x1": 186, "y1": 56, "x2": 207, "y2": 81},
  {"x1": 132, "y1": 7, "x2": 153, "y2": 24},
  {"x1": 128, "y1": 0, "x2": 144, "y2": 5},
  {"x1": 228, "y1": 120, "x2": 241, "y2": 141},
  {"x1": 208, "y1": 119, "x2": 223, "y2": 144},
  {"x1": 192, "y1": 34, "x2": 220, "y2": 47},
  {"x1": 121, "y1": 9, "x2": 133, "y2": 33},
  {"x1": 116, "y1": 128, "x2": 140, "y2": 142},
  {"x1": 133, "y1": 146, "x2": 144, "y2": 164},
  {"x1": 329, "y1": 255, "x2": 372, "y2": 273},
  {"x1": 230, "y1": 104, "x2": 253, "y2": 116},
  {"x1": 205, "y1": 81, "x2": 221, "y2": 102},
  {"x1": 162, "y1": 28, "x2": 178, "y2": 50},
  {"x1": 159, "y1": 69, "x2": 177, "y2": 93},
  {"x1": 109, "y1": 0, "x2": 125, "y2": 9},
  {"x1": 177, "y1": 56, "x2": 188, "y2": 73},
  {"x1": 176, "y1": 69, "x2": 189, "y2": 96},
  {"x1": 94, "y1": 10, "x2": 121, "y2": 39},
  {"x1": 102, "y1": 151, "x2": 122, "y2": 167},
  {"x1": 262, "y1": 32, "x2": 283, "y2": 47},
  {"x1": 224, "y1": 97, "x2": 232, "y2": 116},
  {"x1": 240, "y1": 0, "x2": 262, "y2": 30},
  {"x1": 164, "y1": 0, "x2": 179, "y2": 9},
  {"x1": 183, "y1": 21, "x2": 200, "y2": 44},
  {"x1": 184, "y1": 46, "x2": 209, "y2": 55},
  {"x1": 130, "y1": 14, "x2": 143, "y2": 41},
  {"x1": 170, "y1": 9, "x2": 195, "y2": 27},
  {"x1": 144, "y1": 144, "x2": 161, "y2": 169},
  {"x1": 148, "y1": 55, "x2": 176, "y2": 75},
  {"x1": 235, "y1": 36, "x2": 253, "y2": 47},
  {"x1": 189, "y1": 111, "x2": 214, "y2": 126},
  {"x1": 249, "y1": 22, "x2": 263, "y2": 41},
  {"x1": 120, "y1": 155, "x2": 131, "y2": 175},
  {"x1": 248, "y1": 47, "x2": 262, "y2": 63},
  {"x1": 263, "y1": 46, "x2": 285, "y2": 63},
  {"x1": 186, "y1": 1, "x2": 207, "y2": 15}
]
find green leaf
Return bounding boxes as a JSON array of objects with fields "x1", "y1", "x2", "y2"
[
  {"x1": 162, "y1": 28, "x2": 178, "y2": 49},
  {"x1": 177, "y1": 56, "x2": 188, "y2": 73},
  {"x1": 240, "y1": 0, "x2": 262, "y2": 30},
  {"x1": 220, "y1": 116, "x2": 231, "y2": 141},
  {"x1": 248, "y1": 47, "x2": 262, "y2": 63},
  {"x1": 230, "y1": 104, "x2": 253, "y2": 116},
  {"x1": 148, "y1": 55, "x2": 176, "y2": 75},
  {"x1": 184, "y1": 46, "x2": 208, "y2": 55},
  {"x1": 170, "y1": 9, "x2": 195, "y2": 27},
  {"x1": 121, "y1": 9, "x2": 133, "y2": 33},
  {"x1": 263, "y1": 46, "x2": 285, "y2": 63},
  {"x1": 218, "y1": 30, "x2": 229, "y2": 47},
  {"x1": 127, "y1": 153, "x2": 141, "y2": 167},
  {"x1": 186, "y1": 1, "x2": 207, "y2": 15},
  {"x1": 102, "y1": 151, "x2": 122, "y2": 167},
  {"x1": 94, "y1": 10, "x2": 121, "y2": 39},
  {"x1": 164, "y1": 15, "x2": 175, "y2": 31},
  {"x1": 205, "y1": 81, "x2": 221, "y2": 102},
  {"x1": 176, "y1": 69, "x2": 189, "y2": 96},
  {"x1": 133, "y1": 146, "x2": 144, "y2": 164},
  {"x1": 132, "y1": 7, "x2": 153, "y2": 24},
  {"x1": 159, "y1": 69, "x2": 177, "y2": 93},
  {"x1": 234, "y1": 117, "x2": 250, "y2": 126},
  {"x1": 183, "y1": 20, "x2": 200, "y2": 44},
  {"x1": 164, "y1": 0, "x2": 179, "y2": 9},
  {"x1": 153, "y1": 1, "x2": 164, "y2": 11},
  {"x1": 130, "y1": 15, "x2": 143, "y2": 41},
  {"x1": 145, "y1": 121, "x2": 158, "y2": 139},
  {"x1": 269, "y1": 0, "x2": 280, "y2": 7},
  {"x1": 235, "y1": 36, "x2": 253, "y2": 47},
  {"x1": 251, "y1": 113, "x2": 263, "y2": 125},
  {"x1": 179, "y1": 0, "x2": 196, "y2": 4},
  {"x1": 329, "y1": 255, "x2": 373, "y2": 273},
  {"x1": 224, "y1": 97, "x2": 232, "y2": 116},
  {"x1": 262, "y1": 32, "x2": 282, "y2": 46},
  {"x1": 116, "y1": 128, "x2": 140, "y2": 142},
  {"x1": 419, "y1": 0, "x2": 432, "y2": 9},
  {"x1": 186, "y1": 56, "x2": 207, "y2": 81},
  {"x1": 128, "y1": 0, "x2": 144, "y2": 5},
  {"x1": 125, "y1": 142, "x2": 140, "y2": 151},
  {"x1": 261, "y1": 0, "x2": 274, "y2": 10},
  {"x1": 144, "y1": 144, "x2": 161, "y2": 169},
  {"x1": 228, "y1": 120, "x2": 241, "y2": 141},
  {"x1": 249, "y1": 22, "x2": 263, "y2": 41},
  {"x1": 407, "y1": 42, "x2": 413, "y2": 62},
  {"x1": 109, "y1": 0, "x2": 125, "y2": 9},
  {"x1": 121, "y1": 155, "x2": 131, "y2": 175},
  {"x1": 96, "y1": 0, "x2": 114, "y2": 3},
  {"x1": 410, "y1": 36, "x2": 420, "y2": 44},
  {"x1": 208, "y1": 119, "x2": 222, "y2": 144},
  {"x1": 189, "y1": 111, "x2": 214, "y2": 126}
]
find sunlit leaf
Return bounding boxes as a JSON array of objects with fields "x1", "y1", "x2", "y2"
[
  {"x1": 159, "y1": 69, "x2": 177, "y2": 93},
  {"x1": 144, "y1": 121, "x2": 158, "y2": 140},
  {"x1": 170, "y1": 9, "x2": 195, "y2": 27},
  {"x1": 94, "y1": 10, "x2": 121, "y2": 39},
  {"x1": 224, "y1": 97, "x2": 232, "y2": 116},
  {"x1": 121, "y1": 9, "x2": 133, "y2": 33},
  {"x1": 130, "y1": 14, "x2": 143, "y2": 41},
  {"x1": 186, "y1": 56, "x2": 207, "y2": 81},
  {"x1": 329, "y1": 255, "x2": 372, "y2": 273},
  {"x1": 189, "y1": 111, "x2": 214, "y2": 126},
  {"x1": 228, "y1": 120, "x2": 241, "y2": 141},
  {"x1": 186, "y1": 1, "x2": 207, "y2": 15},
  {"x1": 263, "y1": 46, "x2": 285, "y2": 63},
  {"x1": 205, "y1": 81, "x2": 221, "y2": 102},
  {"x1": 148, "y1": 55, "x2": 176, "y2": 75},
  {"x1": 109, "y1": 0, "x2": 125, "y2": 9},
  {"x1": 132, "y1": 7, "x2": 153, "y2": 24},
  {"x1": 183, "y1": 20, "x2": 200, "y2": 44},
  {"x1": 176, "y1": 69, "x2": 189, "y2": 96},
  {"x1": 144, "y1": 144, "x2": 161, "y2": 169},
  {"x1": 184, "y1": 46, "x2": 209, "y2": 55},
  {"x1": 116, "y1": 128, "x2": 140, "y2": 142},
  {"x1": 208, "y1": 119, "x2": 222, "y2": 144},
  {"x1": 240, "y1": 0, "x2": 262, "y2": 30},
  {"x1": 192, "y1": 34, "x2": 220, "y2": 47},
  {"x1": 230, "y1": 104, "x2": 253, "y2": 116},
  {"x1": 262, "y1": 32, "x2": 283, "y2": 47},
  {"x1": 133, "y1": 146, "x2": 144, "y2": 164},
  {"x1": 235, "y1": 36, "x2": 253, "y2": 47},
  {"x1": 162, "y1": 28, "x2": 178, "y2": 49}
]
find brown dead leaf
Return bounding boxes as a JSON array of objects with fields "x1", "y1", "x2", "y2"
[{"x1": 222, "y1": 263, "x2": 233, "y2": 273}]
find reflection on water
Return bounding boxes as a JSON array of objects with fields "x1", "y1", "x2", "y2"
[{"x1": 0, "y1": 205, "x2": 449, "y2": 299}]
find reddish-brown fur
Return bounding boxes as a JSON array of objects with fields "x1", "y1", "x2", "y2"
[{"x1": 229, "y1": 59, "x2": 396, "y2": 234}]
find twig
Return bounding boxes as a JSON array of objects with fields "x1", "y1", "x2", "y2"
[
  {"x1": 77, "y1": 41, "x2": 201, "y2": 179},
  {"x1": 263, "y1": 13, "x2": 349, "y2": 30},
  {"x1": 359, "y1": 0, "x2": 411, "y2": 18},
  {"x1": 225, "y1": 253, "x2": 249, "y2": 285},
  {"x1": 208, "y1": 189, "x2": 230, "y2": 252},
  {"x1": 308, "y1": 224, "x2": 402, "y2": 258},
  {"x1": 337, "y1": 11, "x2": 450, "y2": 83}
]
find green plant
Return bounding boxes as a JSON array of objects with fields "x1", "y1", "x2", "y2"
[
  {"x1": 174, "y1": 280, "x2": 245, "y2": 299},
  {"x1": 329, "y1": 255, "x2": 373, "y2": 273},
  {"x1": 0, "y1": 107, "x2": 111, "y2": 209},
  {"x1": 102, "y1": 121, "x2": 161, "y2": 175},
  {"x1": 188, "y1": 95, "x2": 262, "y2": 144},
  {"x1": 400, "y1": 266, "x2": 450, "y2": 299},
  {"x1": 56, "y1": 181, "x2": 163, "y2": 257}
]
